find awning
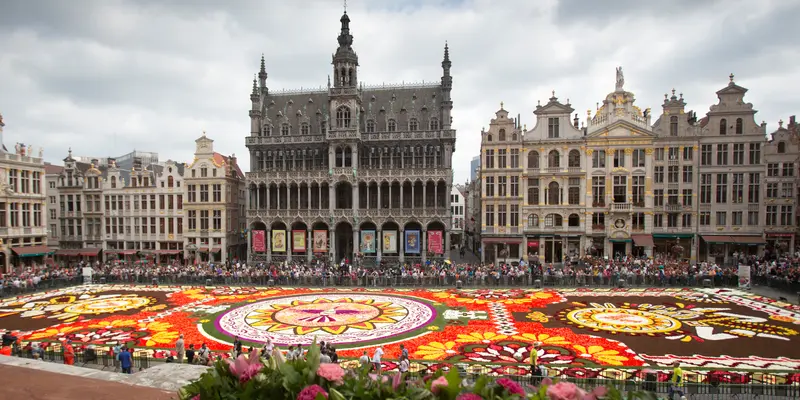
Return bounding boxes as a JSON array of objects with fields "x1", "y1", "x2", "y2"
[
  {"x1": 197, "y1": 247, "x2": 209, "y2": 252},
  {"x1": 653, "y1": 233, "x2": 694, "y2": 239},
  {"x1": 631, "y1": 234, "x2": 654, "y2": 247},
  {"x1": 731, "y1": 235, "x2": 766, "y2": 245},
  {"x1": 55, "y1": 248, "x2": 102, "y2": 257},
  {"x1": 481, "y1": 238, "x2": 523, "y2": 244},
  {"x1": 11, "y1": 245, "x2": 53, "y2": 258},
  {"x1": 701, "y1": 235, "x2": 734, "y2": 244},
  {"x1": 211, "y1": 248, "x2": 221, "y2": 253},
  {"x1": 527, "y1": 241, "x2": 539, "y2": 248},
  {"x1": 154, "y1": 250, "x2": 182, "y2": 255}
]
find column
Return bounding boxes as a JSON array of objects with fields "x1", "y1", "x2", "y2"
[
  {"x1": 265, "y1": 186, "x2": 270, "y2": 210},
  {"x1": 329, "y1": 184, "x2": 336, "y2": 211},
  {"x1": 376, "y1": 229, "x2": 382, "y2": 260},
  {"x1": 399, "y1": 229, "x2": 405, "y2": 262},
  {"x1": 423, "y1": 184, "x2": 427, "y2": 209},
  {"x1": 221, "y1": 238, "x2": 227, "y2": 263},
  {"x1": 444, "y1": 231, "x2": 450, "y2": 258},
  {"x1": 329, "y1": 229, "x2": 336, "y2": 261},
  {"x1": 480, "y1": 239, "x2": 485, "y2": 263},
  {"x1": 247, "y1": 228, "x2": 252, "y2": 263},
  {"x1": 353, "y1": 229, "x2": 359, "y2": 257},
  {"x1": 307, "y1": 229, "x2": 312, "y2": 262},
  {"x1": 421, "y1": 229, "x2": 427, "y2": 262},
  {"x1": 266, "y1": 229, "x2": 272, "y2": 262}
]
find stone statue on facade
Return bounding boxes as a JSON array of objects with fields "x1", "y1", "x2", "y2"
[
  {"x1": 615, "y1": 66, "x2": 625, "y2": 91},
  {"x1": 14, "y1": 143, "x2": 20, "y2": 154},
  {"x1": 39, "y1": 146, "x2": 44, "y2": 158}
]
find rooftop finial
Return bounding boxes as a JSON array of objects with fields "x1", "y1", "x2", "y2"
[
  {"x1": 615, "y1": 66, "x2": 625, "y2": 91},
  {"x1": 442, "y1": 41, "x2": 451, "y2": 65},
  {"x1": 729, "y1": 73, "x2": 735, "y2": 83},
  {"x1": 68, "y1": 147, "x2": 72, "y2": 157},
  {"x1": 671, "y1": 88, "x2": 676, "y2": 96},
  {"x1": 500, "y1": 101, "x2": 504, "y2": 110},
  {"x1": 344, "y1": 0, "x2": 347, "y2": 13},
  {"x1": 551, "y1": 90, "x2": 556, "y2": 98},
  {"x1": 779, "y1": 119, "x2": 784, "y2": 128},
  {"x1": 202, "y1": 130, "x2": 206, "y2": 136},
  {"x1": 260, "y1": 54, "x2": 265, "y2": 72}
]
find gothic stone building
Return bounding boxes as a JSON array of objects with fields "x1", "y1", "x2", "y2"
[{"x1": 246, "y1": 12, "x2": 456, "y2": 263}]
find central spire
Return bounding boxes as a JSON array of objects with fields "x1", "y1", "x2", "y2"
[{"x1": 337, "y1": 11, "x2": 353, "y2": 48}]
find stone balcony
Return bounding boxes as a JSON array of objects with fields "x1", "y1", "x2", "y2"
[
  {"x1": 247, "y1": 207, "x2": 449, "y2": 221},
  {"x1": 0, "y1": 226, "x2": 47, "y2": 237},
  {"x1": 245, "y1": 134, "x2": 325, "y2": 146},
  {"x1": 246, "y1": 167, "x2": 450, "y2": 183},
  {"x1": 611, "y1": 202, "x2": 632, "y2": 212}
]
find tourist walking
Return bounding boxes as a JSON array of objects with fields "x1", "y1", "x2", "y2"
[
  {"x1": 175, "y1": 334, "x2": 185, "y2": 363},
  {"x1": 372, "y1": 346, "x2": 384, "y2": 374},
  {"x1": 118, "y1": 347, "x2": 133, "y2": 374},
  {"x1": 63, "y1": 340, "x2": 75, "y2": 365}
]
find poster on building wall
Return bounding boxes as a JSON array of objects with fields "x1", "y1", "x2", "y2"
[
  {"x1": 313, "y1": 230, "x2": 328, "y2": 253},
  {"x1": 382, "y1": 231, "x2": 397, "y2": 253},
  {"x1": 252, "y1": 230, "x2": 266, "y2": 252},
  {"x1": 405, "y1": 230, "x2": 421, "y2": 254},
  {"x1": 427, "y1": 230, "x2": 444, "y2": 254},
  {"x1": 738, "y1": 264, "x2": 751, "y2": 289},
  {"x1": 272, "y1": 230, "x2": 287, "y2": 253},
  {"x1": 360, "y1": 230, "x2": 376, "y2": 253},
  {"x1": 292, "y1": 230, "x2": 306, "y2": 253}
]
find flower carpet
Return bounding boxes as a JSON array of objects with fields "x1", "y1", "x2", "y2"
[{"x1": 1, "y1": 285, "x2": 799, "y2": 374}]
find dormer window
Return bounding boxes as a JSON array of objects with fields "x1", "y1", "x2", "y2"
[
  {"x1": 499, "y1": 129, "x2": 506, "y2": 141},
  {"x1": 387, "y1": 119, "x2": 396, "y2": 132},
  {"x1": 336, "y1": 105, "x2": 351, "y2": 128},
  {"x1": 778, "y1": 142, "x2": 786, "y2": 154},
  {"x1": 281, "y1": 123, "x2": 290, "y2": 136},
  {"x1": 429, "y1": 118, "x2": 439, "y2": 130},
  {"x1": 487, "y1": 134, "x2": 493, "y2": 142},
  {"x1": 409, "y1": 118, "x2": 418, "y2": 131},
  {"x1": 320, "y1": 121, "x2": 326, "y2": 135},
  {"x1": 366, "y1": 120, "x2": 375, "y2": 133},
  {"x1": 670, "y1": 116, "x2": 678, "y2": 136},
  {"x1": 111, "y1": 176, "x2": 117, "y2": 189},
  {"x1": 301, "y1": 123, "x2": 309, "y2": 135},
  {"x1": 548, "y1": 118, "x2": 559, "y2": 138}
]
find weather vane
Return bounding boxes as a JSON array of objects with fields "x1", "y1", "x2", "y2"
[{"x1": 344, "y1": 0, "x2": 347, "y2": 12}]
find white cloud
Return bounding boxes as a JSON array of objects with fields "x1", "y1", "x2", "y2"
[{"x1": 0, "y1": 0, "x2": 797, "y2": 182}]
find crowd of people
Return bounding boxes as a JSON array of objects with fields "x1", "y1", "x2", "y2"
[{"x1": 2, "y1": 249, "x2": 800, "y2": 296}]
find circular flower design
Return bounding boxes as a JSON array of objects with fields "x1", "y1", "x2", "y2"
[
  {"x1": 434, "y1": 289, "x2": 563, "y2": 306},
  {"x1": 563, "y1": 305, "x2": 682, "y2": 336},
  {"x1": 63, "y1": 296, "x2": 152, "y2": 315},
  {"x1": 216, "y1": 294, "x2": 435, "y2": 345}
]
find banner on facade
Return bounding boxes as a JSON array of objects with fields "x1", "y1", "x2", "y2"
[
  {"x1": 292, "y1": 230, "x2": 306, "y2": 253},
  {"x1": 360, "y1": 230, "x2": 376, "y2": 253},
  {"x1": 738, "y1": 264, "x2": 751, "y2": 289},
  {"x1": 405, "y1": 230, "x2": 421, "y2": 254},
  {"x1": 313, "y1": 230, "x2": 328, "y2": 253},
  {"x1": 427, "y1": 230, "x2": 444, "y2": 254},
  {"x1": 382, "y1": 230, "x2": 397, "y2": 253},
  {"x1": 252, "y1": 230, "x2": 266, "y2": 252},
  {"x1": 271, "y1": 230, "x2": 286, "y2": 253}
]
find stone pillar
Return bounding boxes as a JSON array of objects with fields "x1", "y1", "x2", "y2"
[
  {"x1": 307, "y1": 229, "x2": 312, "y2": 262},
  {"x1": 353, "y1": 229, "x2": 359, "y2": 258},
  {"x1": 376, "y1": 229, "x2": 382, "y2": 260},
  {"x1": 480, "y1": 239, "x2": 485, "y2": 263},
  {"x1": 329, "y1": 229, "x2": 336, "y2": 261},
  {"x1": 266, "y1": 229, "x2": 272, "y2": 263},
  {"x1": 421, "y1": 229, "x2": 427, "y2": 262},
  {"x1": 247, "y1": 228, "x2": 252, "y2": 263},
  {"x1": 399, "y1": 229, "x2": 405, "y2": 262},
  {"x1": 444, "y1": 230, "x2": 450, "y2": 258}
]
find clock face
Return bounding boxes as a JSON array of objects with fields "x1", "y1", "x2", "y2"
[{"x1": 614, "y1": 219, "x2": 626, "y2": 228}]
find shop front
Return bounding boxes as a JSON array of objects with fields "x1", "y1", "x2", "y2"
[
  {"x1": 8, "y1": 245, "x2": 54, "y2": 272},
  {"x1": 700, "y1": 235, "x2": 764, "y2": 265},
  {"x1": 765, "y1": 233, "x2": 794, "y2": 257},
  {"x1": 631, "y1": 234, "x2": 654, "y2": 258},
  {"x1": 652, "y1": 233, "x2": 694, "y2": 260},
  {"x1": 55, "y1": 248, "x2": 102, "y2": 264},
  {"x1": 480, "y1": 237, "x2": 522, "y2": 264}
]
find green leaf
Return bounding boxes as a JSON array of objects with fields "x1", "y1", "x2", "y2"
[{"x1": 329, "y1": 388, "x2": 347, "y2": 400}]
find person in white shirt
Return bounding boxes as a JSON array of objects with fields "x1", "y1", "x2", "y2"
[
  {"x1": 372, "y1": 346, "x2": 384, "y2": 374},
  {"x1": 398, "y1": 354, "x2": 409, "y2": 373}
]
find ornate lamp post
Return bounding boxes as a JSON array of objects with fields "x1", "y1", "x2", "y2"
[
  {"x1": 186, "y1": 244, "x2": 198, "y2": 265},
  {"x1": 671, "y1": 238, "x2": 684, "y2": 258}
]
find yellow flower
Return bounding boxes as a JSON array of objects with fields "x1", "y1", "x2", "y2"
[
  {"x1": 770, "y1": 315, "x2": 796, "y2": 323},
  {"x1": 88, "y1": 319, "x2": 137, "y2": 329},
  {"x1": 27, "y1": 326, "x2": 82, "y2": 340},
  {"x1": 183, "y1": 289, "x2": 212, "y2": 301},
  {"x1": 513, "y1": 333, "x2": 570, "y2": 346},
  {"x1": 525, "y1": 312, "x2": 549, "y2": 323},
  {"x1": 414, "y1": 341, "x2": 458, "y2": 360},
  {"x1": 145, "y1": 331, "x2": 180, "y2": 346},
  {"x1": 427, "y1": 326, "x2": 440, "y2": 331},
  {"x1": 529, "y1": 292, "x2": 553, "y2": 299},
  {"x1": 455, "y1": 332, "x2": 508, "y2": 343},
  {"x1": 199, "y1": 319, "x2": 210, "y2": 323},
  {"x1": 433, "y1": 292, "x2": 452, "y2": 299},
  {"x1": 138, "y1": 321, "x2": 172, "y2": 332},
  {"x1": 573, "y1": 345, "x2": 629, "y2": 366}
]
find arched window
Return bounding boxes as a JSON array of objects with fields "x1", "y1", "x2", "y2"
[
  {"x1": 320, "y1": 121, "x2": 326, "y2": 135},
  {"x1": 366, "y1": 120, "x2": 376, "y2": 133},
  {"x1": 735, "y1": 118, "x2": 743, "y2": 134},
  {"x1": 429, "y1": 118, "x2": 439, "y2": 130},
  {"x1": 343, "y1": 146, "x2": 352, "y2": 167},
  {"x1": 547, "y1": 181, "x2": 560, "y2": 205},
  {"x1": 110, "y1": 176, "x2": 117, "y2": 189},
  {"x1": 499, "y1": 129, "x2": 506, "y2": 141},
  {"x1": 719, "y1": 118, "x2": 727, "y2": 135},
  {"x1": 335, "y1": 147, "x2": 344, "y2": 168},
  {"x1": 778, "y1": 142, "x2": 786, "y2": 153},
  {"x1": 548, "y1": 150, "x2": 560, "y2": 168},
  {"x1": 568, "y1": 213, "x2": 580, "y2": 227},
  {"x1": 301, "y1": 123, "x2": 309, "y2": 135},
  {"x1": 387, "y1": 119, "x2": 397, "y2": 132},
  {"x1": 167, "y1": 176, "x2": 174, "y2": 188},
  {"x1": 670, "y1": 116, "x2": 678, "y2": 136},
  {"x1": 409, "y1": 118, "x2": 418, "y2": 131},
  {"x1": 281, "y1": 123, "x2": 290, "y2": 136},
  {"x1": 568, "y1": 150, "x2": 581, "y2": 168},
  {"x1": 512, "y1": 133, "x2": 517, "y2": 141},
  {"x1": 336, "y1": 106, "x2": 351, "y2": 128},
  {"x1": 528, "y1": 151, "x2": 539, "y2": 168},
  {"x1": 487, "y1": 134, "x2": 493, "y2": 142},
  {"x1": 527, "y1": 214, "x2": 539, "y2": 227},
  {"x1": 544, "y1": 213, "x2": 563, "y2": 227}
]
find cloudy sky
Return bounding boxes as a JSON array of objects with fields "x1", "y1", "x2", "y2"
[{"x1": 1, "y1": 0, "x2": 798, "y2": 183}]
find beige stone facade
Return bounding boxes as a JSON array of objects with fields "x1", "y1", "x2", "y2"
[
  {"x1": 478, "y1": 71, "x2": 798, "y2": 265},
  {"x1": 0, "y1": 139, "x2": 48, "y2": 273}
]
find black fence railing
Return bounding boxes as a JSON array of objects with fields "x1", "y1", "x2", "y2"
[{"x1": 0, "y1": 276, "x2": 84, "y2": 299}]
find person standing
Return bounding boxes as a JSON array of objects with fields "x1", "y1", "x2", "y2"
[
  {"x1": 372, "y1": 346, "x2": 384, "y2": 374},
  {"x1": 233, "y1": 336, "x2": 243, "y2": 357},
  {"x1": 175, "y1": 334, "x2": 185, "y2": 364},
  {"x1": 63, "y1": 340, "x2": 75, "y2": 365},
  {"x1": 118, "y1": 347, "x2": 133, "y2": 374},
  {"x1": 186, "y1": 344, "x2": 196, "y2": 365},
  {"x1": 668, "y1": 361, "x2": 686, "y2": 400},
  {"x1": 358, "y1": 351, "x2": 369, "y2": 369}
]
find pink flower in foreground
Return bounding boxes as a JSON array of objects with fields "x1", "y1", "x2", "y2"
[
  {"x1": 496, "y1": 377, "x2": 525, "y2": 396},
  {"x1": 431, "y1": 376, "x2": 449, "y2": 394},
  {"x1": 317, "y1": 363, "x2": 345, "y2": 385},
  {"x1": 191, "y1": 395, "x2": 200, "y2": 400},
  {"x1": 546, "y1": 381, "x2": 587, "y2": 400},
  {"x1": 456, "y1": 394, "x2": 484, "y2": 400},
  {"x1": 541, "y1": 377, "x2": 553, "y2": 387},
  {"x1": 227, "y1": 349, "x2": 263, "y2": 384},
  {"x1": 297, "y1": 384, "x2": 328, "y2": 400}
]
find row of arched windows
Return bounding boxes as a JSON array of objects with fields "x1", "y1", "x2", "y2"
[
  {"x1": 527, "y1": 213, "x2": 581, "y2": 228},
  {"x1": 719, "y1": 118, "x2": 744, "y2": 135},
  {"x1": 259, "y1": 106, "x2": 441, "y2": 136},
  {"x1": 486, "y1": 128, "x2": 518, "y2": 142},
  {"x1": 365, "y1": 117, "x2": 439, "y2": 133},
  {"x1": 526, "y1": 149, "x2": 582, "y2": 169}
]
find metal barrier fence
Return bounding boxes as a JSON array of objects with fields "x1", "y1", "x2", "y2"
[
  {"x1": 86, "y1": 272, "x2": 754, "y2": 290},
  {"x1": 0, "y1": 276, "x2": 84, "y2": 299},
  {"x1": 11, "y1": 344, "x2": 799, "y2": 399}
]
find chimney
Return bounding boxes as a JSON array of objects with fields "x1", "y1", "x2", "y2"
[{"x1": 133, "y1": 157, "x2": 142, "y2": 170}]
